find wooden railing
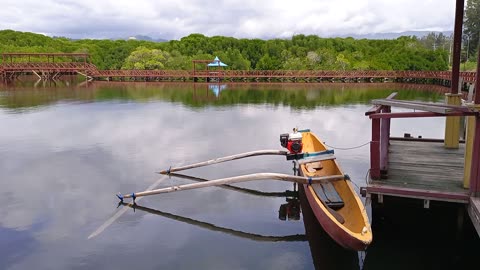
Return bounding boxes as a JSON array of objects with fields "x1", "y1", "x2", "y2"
[
  {"x1": 365, "y1": 97, "x2": 478, "y2": 180},
  {"x1": 0, "y1": 62, "x2": 477, "y2": 83},
  {"x1": 1, "y1": 62, "x2": 89, "y2": 71}
]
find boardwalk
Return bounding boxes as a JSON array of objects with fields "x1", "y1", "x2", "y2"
[{"x1": 0, "y1": 53, "x2": 477, "y2": 83}]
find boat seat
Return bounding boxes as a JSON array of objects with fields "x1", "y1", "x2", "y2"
[
  {"x1": 296, "y1": 154, "x2": 336, "y2": 165},
  {"x1": 311, "y1": 182, "x2": 344, "y2": 209}
]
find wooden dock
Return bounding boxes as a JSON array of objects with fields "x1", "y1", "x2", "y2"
[
  {"x1": 469, "y1": 197, "x2": 480, "y2": 235},
  {"x1": 364, "y1": 94, "x2": 480, "y2": 237},
  {"x1": 368, "y1": 139, "x2": 470, "y2": 204}
]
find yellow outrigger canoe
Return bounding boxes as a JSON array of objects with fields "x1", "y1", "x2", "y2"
[
  {"x1": 299, "y1": 131, "x2": 372, "y2": 250},
  {"x1": 119, "y1": 130, "x2": 372, "y2": 250}
]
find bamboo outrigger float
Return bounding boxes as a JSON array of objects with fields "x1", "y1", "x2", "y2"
[{"x1": 116, "y1": 129, "x2": 372, "y2": 250}]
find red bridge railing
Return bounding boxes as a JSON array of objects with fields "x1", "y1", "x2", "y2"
[{"x1": 0, "y1": 56, "x2": 477, "y2": 83}]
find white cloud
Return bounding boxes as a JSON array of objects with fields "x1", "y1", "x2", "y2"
[{"x1": 0, "y1": 0, "x2": 456, "y2": 39}]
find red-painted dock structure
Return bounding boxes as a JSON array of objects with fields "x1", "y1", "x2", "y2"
[
  {"x1": 364, "y1": 0, "x2": 480, "y2": 237},
  {"x1": 364, "y1": 93, "x2": 480, "y2": 235}
]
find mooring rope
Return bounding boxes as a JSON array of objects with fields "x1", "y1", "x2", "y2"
[{"x1": 324, "y1": 141, "x2": 370, "y2": 151}]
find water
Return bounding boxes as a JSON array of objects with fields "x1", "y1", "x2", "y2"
[{"x1": 0, "y1": 80, "x2": 478, "y2": 270}]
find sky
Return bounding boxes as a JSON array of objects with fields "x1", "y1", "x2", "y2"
[{"x1": 0, "y1": 0, "x2": 457, "y2": 40}]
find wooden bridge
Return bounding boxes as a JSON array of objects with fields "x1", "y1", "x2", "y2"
[{"x1": 0, "y1": 53, "x2": 477, "y2": 84}]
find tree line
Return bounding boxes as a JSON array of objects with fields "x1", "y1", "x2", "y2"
[{"x1": 0, "y1": 29, "x2": 450, "y2": 71}]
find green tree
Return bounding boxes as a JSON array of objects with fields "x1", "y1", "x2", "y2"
[
  {"x1": 122, "y1": 46, "x2": 171, "y2": 70},
  {"x1": 335, "y1": 53, "x2": 350, "y2": 70},
  {"x1": 465, "y1": 0, "x2": 480, "y2": 58}
]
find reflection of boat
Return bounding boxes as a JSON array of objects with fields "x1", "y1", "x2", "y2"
[
  {"x1": 122, "y1": 202, "x2": 306, "y2": 242},
  {"x1": 299, "y1": 184, "x2": 359, "y2": 270},
  {"x1": 299, "y1": 131, "x2": 372, "y2": 250}
]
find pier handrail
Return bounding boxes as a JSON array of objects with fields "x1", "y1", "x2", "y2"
[{"x1": 366, "y1": 98, "x2": 479, "y2": 181}]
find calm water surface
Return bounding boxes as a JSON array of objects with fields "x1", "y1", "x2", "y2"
[{"x1": 0, "y1": 81, "x2": 478, "y2": 269}]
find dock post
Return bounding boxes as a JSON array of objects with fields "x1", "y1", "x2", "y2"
[
  {"x1": 464, "y1": 104, "x2": 480, "y2": 189},
  {"x1": 444, "y1": 93, "x2": 462, "y2": 149},
  {"x1": 380, "y1": 106, "x2": 391, "y2": 177},
  {"x1": 469, "y1": 116, "x2": 480, "y2": 197},
  {"x1": 370, "y1": 118, "x2": 381, "y2": 180},
  {"x1": 445, "y1": 0, "x2": 464, "y2": 149},
  {"x1": 469, "y1": 27, "x2": 480, "y2": 197}
]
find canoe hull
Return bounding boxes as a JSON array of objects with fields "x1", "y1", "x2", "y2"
[
  {"x1": 302, "y1": 183, "x2": 369, "y2": 250},
  {"x1": 299, "y1": 131, "x2": 372, "y2": 251}
]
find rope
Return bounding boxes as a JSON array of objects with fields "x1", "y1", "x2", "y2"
[
  {"x1": 324, "y1": 141, "x2": 370, "y2": 151},
  {"x1": 365, "y1": 169, "x2": 371, "y2": 185},
  {"x1": 346, "y1": 174, "x2": 361, "y2": 192}
]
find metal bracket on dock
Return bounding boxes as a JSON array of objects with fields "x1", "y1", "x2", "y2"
[
  {"x1": 423, "y1": 199, "x2": 430, "y2": 209},
  {"x1": 360, "y1": 187, "x2": 367, "y2": 197},
  {"x1": 378, "y1": 194, "x2": 384, "y2": 204}
]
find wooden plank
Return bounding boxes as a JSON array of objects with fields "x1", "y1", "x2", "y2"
[
  {"x1": 388, "y1": 164, "x2": 464, "y2": 175},
  {"x1": 371, "y1": 99, "x2": 450, "y2": 114},
  {"x1": 367, "y1": 184, "x2": 469, "y2": 203},
  {"x1": 390, "y1": 139, "x2": 465, "y2": 149},
  {"x1": 365, "y1": 92, "x2": 398, "y2": 116},
  {"x1": 386, "y1": 140, "x2": 465, "y2": 189},
  {"x1": 388, "y1": 157, "x2": 463, "y2": 168},
  {"x1": 390, "y1": 99, "x2": 475, "y2": 112},
  {"x1": 311, "y1": 183, "x2": 344, "y2": 209},
  {"x1": 383, "y1": 175, "x2": 463, "y2": 188},
  {"x1": 468, "y1": 197, "x2": 480, "y2": 237},
  {"x1": 370, "y1": 111, "x2": 475, "y2": 119},
  {"x1": 296, "y1": 154, "x2": 335, "y2": 164},
  {"x1": 371, "y1": 99, "x2": 476, "y2": 113},
  {"x1": 387, "y1": 169, "x2": 463, "y2": 181}
]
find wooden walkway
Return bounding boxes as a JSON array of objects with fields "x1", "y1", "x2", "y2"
[{"x1": 368, "y1": 139, "x2": 470, "y2": 203}]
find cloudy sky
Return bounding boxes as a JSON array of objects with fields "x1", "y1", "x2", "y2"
[{"x1": 0, "y1": 0, "x2": 457, "y2": 40}]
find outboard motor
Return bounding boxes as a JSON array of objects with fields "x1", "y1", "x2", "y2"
[{"x1": 280, "y1": 128, "x2": 303, "y2": 160}]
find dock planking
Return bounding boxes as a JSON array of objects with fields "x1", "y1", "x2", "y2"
[
  {"x1": 468, "y1": 197, "x2": 480, "y2": 236},
  {"x1": 368, "y1": 140, "x2": 470, "y2": 203}
]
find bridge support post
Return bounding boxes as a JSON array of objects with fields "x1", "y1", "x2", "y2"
[{"x1": 444, "y1": 93, "x2": 462, "y2": 149}]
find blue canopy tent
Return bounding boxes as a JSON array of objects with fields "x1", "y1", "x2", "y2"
[{"x1": 207, "y1": 56, "x2": 228, "y2": 67}]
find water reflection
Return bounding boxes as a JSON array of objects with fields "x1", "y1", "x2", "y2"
[
  {"x1": 208, "y1": 83, "x2": 227, "y2": 97},
  {"x1": 0, "y1": 81, "x2": 468, "y2": 269},
  {"x1": 363, "y1": 198, "x2": 478, "y2": 270},
  {"x1": 121, "y1": 173, "x2": 360, "y2": 270},
  {"x1": 299, "y1": 184, "x2": 360, "y2": 270},
  {"x1": 0, "y1": 226, "x2": 37, "y2": 268},
  {"x1": 0, "y1": 80, "x2": 449, "y2": 113},
  {"x1": 121, "y1": 202, "x2": 307, "y2": 242}
]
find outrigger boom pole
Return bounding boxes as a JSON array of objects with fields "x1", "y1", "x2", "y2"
[
  {"x1": 117, "y1": 173, "x2": 346, "y2": 201},
  {"x1": 158, "y1": 150, "x2": 288, "y2": 175}
]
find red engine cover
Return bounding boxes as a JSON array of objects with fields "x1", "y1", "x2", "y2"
[{"x1": 287, "y1": 140, "x2": 303, "y2": 154}]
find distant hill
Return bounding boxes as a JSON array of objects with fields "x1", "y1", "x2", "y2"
[
  {"x1": 122, "y1": 35, "x2": 168, "y2": 42},
  {"x1": 336, "y1": 31, "x2": 453, "y2": 40}
]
